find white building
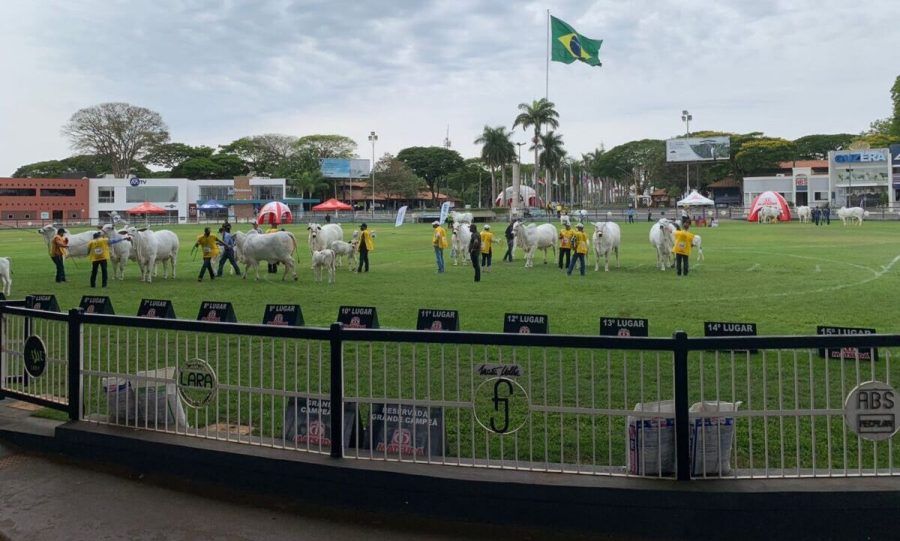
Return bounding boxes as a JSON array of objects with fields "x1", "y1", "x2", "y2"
[{"x1": 88, "y1": 176, "x2": 287, "y2": 222}]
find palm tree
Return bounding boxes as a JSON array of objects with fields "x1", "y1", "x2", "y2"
[
  {"x1": 474, "y1": 126, "x2": 514, "y2": 207},
  {"x1": 538, "y1": 131, "x2": 566, "y2": 203},
  {"x1": 513, "y1": 98, "x2": 559, "y2": 205}
]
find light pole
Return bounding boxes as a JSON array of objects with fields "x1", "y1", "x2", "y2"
[
  {"x1": 681, "y1": 110, "x2": 692, "y2": 193},
  {"x1": 845, "y1": 166, "x2": 852, "y2": 207},
  {"x1": 516, "y1": 142, "x2": 525, "y2": 163},
  {"x1": 368, "y1": 131, "x2": 378, "y2": 214}
]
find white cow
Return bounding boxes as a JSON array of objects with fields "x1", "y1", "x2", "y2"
[
  {"x1": 757, "y1": 206, "x2": 781, "y2": 224},
  {"x1": 311, "y1": 249, "x2": 336, "y2": 283},
  {"x1": 796, "y1": 205, "x2": 811, "y2": 223},
  {"x1": 451, "y1": 222, "x2": 472, "y2": 265},
  {"x1": 100, "y1": 224, "x2": 132, "y2": 280},
  {"x1": 329, "y1": 240, "x2": 357, "y2": 268},
  {"x1": 649, "y1": 219, "x2": 676, "y2": 270},
  {"x1": 0, "y1": 257, "x2": 10, "y2": 297},
  {"x1": 37, "y1": 224, "x2": 96, "y2": 258},
  {"x1": 512, "y1": 221, "x2": 557, "y2": 268},
  {"x1": 307, "y1": 223, "x2": 343, "y2": 263},
  {"x1": 234, "y1": 230, "x2": 298, "y2": 280},
  {"x1": 837, "y1": 206, "x2": 869, "y2": 226},
  {"x1": 450, "y1": 211, "x2": 473, "y2": 225},
  {"x1": 592, "y1": 221, "x2": 621, "y2": 272},
  {"x1": 560, "y1": 214, "x2": 572, "y2": 226},
  {"x1": 126, "y1": 227, "x2": 179, "y2": 282},
  {"x1": 692, "y1": 234, "x2": 704, "y2": 261}
]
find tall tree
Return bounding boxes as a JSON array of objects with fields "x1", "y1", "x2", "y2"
[
  {"x1": 295, "y1": 134, "x2": 357, "y2": 159},
  {"x1": 374, "y1": 154, "x2": 425, "y2": 208},
  {"x1": 143, "y1": 143, "x2": 215, "y2": 169},
  {"x1": 446, "y1": 159, "x2": 486, "y2": 207},
  {"x1": 890, "y1": 75, "x2": 900, "y2": 137},
  {"x1": 513, "y1": 98, "x2": 560, "y2": 204},
  {"x1": 61, "y1": 102, "x2": 169, "y2": 177},
  {"x1": 396, "y1": 146, "x2": 464, "y2": 203},
  {"x1": 733, "y1": 138, "x2": 796, "y2": 176},
  {"x1": 172, "y1": 153, "x2": 249, "y2": 179},
  {"x1": 537, "y1": 131, "x2": 566, "y2": 202},
  {"x1": 474, "y1": 126, "x2": 514, "y2": 206},
  {"x1": 595, "y1": 139, "x2": 666, "y2": 205},
  {"x1": 792, "y1": 134, "x2": 854, "y2": 160},
  {"x1": 13, "y1": 154, "x2": 150, "y2": 178},
  {"x1": 219, "y1": 134, "x2": 297, "y2": 175}
]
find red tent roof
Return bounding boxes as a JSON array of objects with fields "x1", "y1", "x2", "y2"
[
  {"x1": 126, "y1": 201, "x2": 168, "y2": 214},
  {"x1": 311, "y1": 198, "x2": 352, "y2": 211}
]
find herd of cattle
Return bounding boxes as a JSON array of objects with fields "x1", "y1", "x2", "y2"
[{"x1": 0, "y1": 203, "x2": 884, "y2": 295}]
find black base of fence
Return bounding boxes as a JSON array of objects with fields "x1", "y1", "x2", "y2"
[{"x1": 51, "y1": 421, "x2": 900, "y2": 541}]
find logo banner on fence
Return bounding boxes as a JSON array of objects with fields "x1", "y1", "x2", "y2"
[
  {"x1": 395, "y1": 205, "x2": 408, "y2": 227},
  {"x1": 439, "y1": 202, "x2": 451, "y2": 224}
]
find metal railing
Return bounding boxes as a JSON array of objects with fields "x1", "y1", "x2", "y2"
[{"x1": 1, "y1": 302, "x2": 899, "y2": 481}]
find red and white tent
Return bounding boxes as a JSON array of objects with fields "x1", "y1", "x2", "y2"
[
  {"x1": 495, "y1": 186, "x2": 541, "y2": 207},
  {"x1": 747, "y1": 191, "x2": 791, "y2": 222},
  {"x1": 256, "y1": 201, "x2": 292, "y2": 225}
]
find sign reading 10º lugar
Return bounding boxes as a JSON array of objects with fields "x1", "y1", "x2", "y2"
[
  {"x1": 337, "y1": 306, "x2": 378, "y2": 329},
  {"x1": 503, "y1": 313, "x2": 548, "y2": 334},
  {"x1": 600, "y1": 317, "x2": 648, "y2": 337}
]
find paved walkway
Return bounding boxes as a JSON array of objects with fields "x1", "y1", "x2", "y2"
[{"x1": 0, "y1": 400, "x2": 600, "y2": 541}]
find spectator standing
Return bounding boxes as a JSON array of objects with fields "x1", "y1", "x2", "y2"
[
  {"x1": 50, "y1": 228, "x2": 68, "y2": 283},
  {"x1": 432, "y1": 220, "x2": 448, "y2": 273},
  {"x1": 558, "y1": 223, "x2": 574, "y2": 270},
  {"x1": 480, "y1": 224, "x2": 494, "y2": 273},
  {"x1": 195, "y1": 227, "x2": 220, "y2": 282},
  {"x1": 468, "y1": 224, "x2": 481, "y2": 282},
  {"x1": 672, "y1": 222, "x2": 696, "y2": 277},
  {"x1": 822, "y1": 205, "x2": 831, "y2": 225},
  {"x1": 627, "y1": 207, "x2": 635, "y2": 223},
  {"x1": 566, "y1": 224, "x2": 588, "y2": 276},
  {"x1": 356, "y1": 223, "x2": 373, "y2": 272}
]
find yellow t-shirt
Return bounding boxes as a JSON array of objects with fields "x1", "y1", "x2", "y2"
[
  {"x1": 358, "y1": 230, "x2": 374, "y2": 251},
  {"x1": 51, "y1": 235, "x2": 68, "y2": 257},
  {"x1": 673, "y1": 230, "x2": 695, "y2": 256},
  {"x1": 88, "y1": 238, "x2": 110, "y2": 262},
  {"x1": 559, "y1": 228, "x2": 575, "y2": 250},
  {"x1": 433, "y1": 226, "x2": 448, "y2": 248},
  {"x1": 480, "y1": 231, "x2": 493, "y2": 254},
  {"x1": 195, "y1": 234, "x2": 220, "y2": 259},
  {"x1": 572, "y1": 231, "x2": 588, "y2": 254}
]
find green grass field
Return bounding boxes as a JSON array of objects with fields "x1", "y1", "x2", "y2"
[{"x1": 3, "y1": 218, "x2": 900, "y2": 335}]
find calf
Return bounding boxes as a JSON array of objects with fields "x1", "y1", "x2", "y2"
[
  {"x1": 329, "y1": 240, "x2": 357, "y2": 268},
  {"x1": 592, "y1": 222, "x2": 621, "y2": 272},
  {"x1": 0, "y1": 257, "x2": 10, "y2": 297},
  {"x1": 311, "y1": 249, "x2": 336, "y2": 283}
]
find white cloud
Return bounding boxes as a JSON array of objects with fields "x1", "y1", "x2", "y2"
[{"x1": 1, "y1": 0, "x2": 898, "y2": 176}]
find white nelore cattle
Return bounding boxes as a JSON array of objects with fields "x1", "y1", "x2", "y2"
[
  {"x1": 512, "y1": 221, "x2": 557, "y2": 268},
  {"x1": 234, "y1": 230, "x2": 298, "y2": 280},
  {"x1": 329, "y1": 240, "x2": 357, "y2": 268},
  {"x1": 592, "y1": 221, "x2": 621, "y2": 272},
  {"x1": 649, "y1": 219, "x2": 677, "y2": 270},
  {"x1": 451, "y1": 222, "x2": 472, "y2": 265},
  {"x1": 0, "y1": 257, "x2": 10, "y2": 297},
  {"x1": 37, "y1": 224, "x2": 96, "y2": 258},
  {"x1": 450, "y1": 211, "x2": 473, "y2": 225},
  {"x1": 311, "y1": 249, "x2": 336, "y2": 283},
  {"x1": 307, "y1": 223, "x2": 343, "y2": 262},
  {"x1": 692, "y1": 235, "x2": 704, "y2": 261},
  {"x1": 757, "y1": 205, "x2": 781, "y2": 224},
  {"x1": 796, "y1": 206, "x2": 811, "y2": 223},
  {"x1": 100, "y1": 224, "x2": 132, "y2": 280},
  {"x1": 837, "y1": 206, "x2": 869, "y2": 226},
  {"x1": 560, "y1": 214, "x2": 572, "y2": 226},
  {"x1": 126, "y1": 227, "x2": 179, "y2": 282}
]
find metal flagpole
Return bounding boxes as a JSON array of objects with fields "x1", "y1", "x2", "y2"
[{"x1": 545, "y1": 9, "x2": 550, "y2": 99}]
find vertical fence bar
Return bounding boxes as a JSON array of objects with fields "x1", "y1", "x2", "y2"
[
  {"x1": 329, "y1": 323, "x2": 344, "y2": 458},
  {"x1": 673, "y1": 331, "x2": 690, "y2": 481},
  {"x1": 67, "y1": 308, "x2": 83, "y2": 420}
]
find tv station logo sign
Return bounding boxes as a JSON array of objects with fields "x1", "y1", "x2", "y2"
[{"x1": 844, "y1": 381, "x2": 900, "y2": 441}]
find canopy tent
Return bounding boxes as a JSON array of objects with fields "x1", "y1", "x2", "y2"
[
  {"x1": 311, "y1": 198, "x2": 352, "y2": 211},
  {"x1": 126, "y1": 201, "x2": 167, "y2": 215},
  {"x1": 256, "y1": 201, "x2": 292, "y2": 225},
  {"x1": 748, "y1": 191, "x2": 792, "y2": 222},
  {"x1": 495, "y1": 185, "x2": 541, "y2": 207},
  {"x1": 676, "y1": 190, "x2": 715, "y2": 207},
  {"x1": 198, "y1": 199, "x2": 226, "y2": 209}
]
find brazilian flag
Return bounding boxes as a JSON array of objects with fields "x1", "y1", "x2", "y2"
[{"x1": 551, "y1": 16, "x2": 602, "y2": 67}]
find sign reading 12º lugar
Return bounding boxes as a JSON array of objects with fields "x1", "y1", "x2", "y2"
[{"x1": 503, "y1": 313, "x2": 548, "y2": 334}]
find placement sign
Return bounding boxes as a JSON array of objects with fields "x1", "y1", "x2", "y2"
[
  {"x1": 369, "y1": 403, "x2": 444, "y2": 457},
  {"x1": 197, "y1": 301, "x2": 237, "y2": 323},
  {"x1": 79, "y1": 295, "x2": 115, "y2": 314},
  {"x1": 416, "y1": 308, "x2": 459, "y2": 331},
  {"x1": 137, "y1": 299, "x2": 176, "y2": 319},
  {"x1": 600, "y1": 317, "x2": 648, "y2": 337},
  {"x1": 283, "y1": 397, "x2": 358, "y2": 448},
  {"x1": 503, "y1": 313, "x2": 548, "y2": 334},
  {"x1": 27, "y1": 295, "x2": 60, "y2": 312},
  {"x1": 337, "y1": 306, "x2": 379, "y2": 329},
  {"x1": 816, "y1": 325, "x2": 877, "y2": 361},
  {"x1": 263, "y1": 304, "x2": 304, "y2": 326}
]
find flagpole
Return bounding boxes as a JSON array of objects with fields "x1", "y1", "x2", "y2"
[{"x1": 545, "y1": 9, "x2": 550, "y2": 99}]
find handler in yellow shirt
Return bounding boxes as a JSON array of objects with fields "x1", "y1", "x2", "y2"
[
  {"x1": 480, "y1": 224, "x2": 494, "y2": 272},
  {"x1": 558, "y1": 223, "x2": 574, "y2": 270},
  {"x1": 194, "y1": 227, "x2": 220, "y2": 282},
  {"x1": 566, "y1": 224, "x2": 589, "y2": 276},
  {"x1": 672, "y1": 221, "x2": 696, "y2": 277},
  {"x1": 87, "y1": 231, "x2": 124, "y2": 288},
  {"x1": 432, "y1": 220, "x2": 448, "y2": 273},
  {"x1": 356, "y1": 223, "x2": 374, "y2": 272}
]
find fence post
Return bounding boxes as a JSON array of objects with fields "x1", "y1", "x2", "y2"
[
  {"x1": 67, "y1": 308, "x2": 83, "y2": 421},
  {"x1": 329, "y1": 322, "x2": 344, "y2": 458},
  {"x1": 673, "y1": 330, "x2": 691, "y2": 481}
]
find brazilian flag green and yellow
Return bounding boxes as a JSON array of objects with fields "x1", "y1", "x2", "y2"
[{"x1": 551, "y1": 15, "x2": 602, "y2": 67}]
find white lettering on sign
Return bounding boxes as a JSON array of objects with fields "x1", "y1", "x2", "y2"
[
  {"x1": 602, "y1": 318, "x2": 646, "y2": 328},
  {"x1": 342, "y1": 307, "x2": 372, "y2": 315},
  {"x1": 844, "y1": 381, "x2": 900, "y2": 441},
  {"x1": 508, "y1": 315, "x2": 545, "y2": 324},
  {"x1": 421, "y1": 310, "x2": 456, "y2": 318},
  {"x1": 203, "y1": 303, "x2": 229, "y2": 310}
]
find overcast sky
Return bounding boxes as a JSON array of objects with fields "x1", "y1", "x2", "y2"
[{"x1": 2, "y1": 0, "x2": 898, "y2": 177}]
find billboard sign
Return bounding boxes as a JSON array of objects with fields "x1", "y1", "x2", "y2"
[
  {"x1": 666, "y1": 137, "x2": 730, "y2": 162},
  {"x1": 320, "y1": 159, "x2": 371, "y2": 178}
]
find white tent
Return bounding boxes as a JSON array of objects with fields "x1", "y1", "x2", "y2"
[
  {"x1": 676, "y1": 190, "x2": 715, "y2": 207},
  {"x1": 495, "y1": 185, "x2": 540, "y2": 207}
]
